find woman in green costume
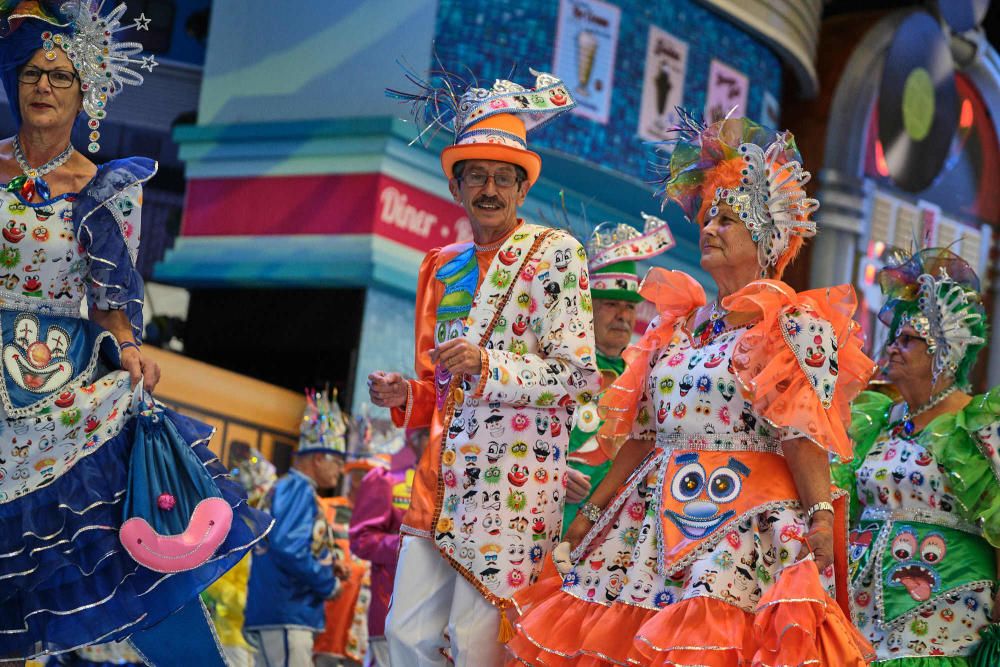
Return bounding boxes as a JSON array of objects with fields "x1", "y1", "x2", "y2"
[{"x1": 838, "y1": 248, "x2": 999, "y2": 665}]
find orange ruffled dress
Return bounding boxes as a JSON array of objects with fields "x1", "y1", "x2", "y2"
[{"x1": 509, "y1": 269, "x2": 877, "y2": 666}]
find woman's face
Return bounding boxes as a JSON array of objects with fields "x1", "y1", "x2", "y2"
[
  {"x1": 18, "y1": 48, "x2": 82, "y2": 132},
  {"x1": 699, "y1": 200, "x2": 760, "y2": 275},
  {"x1": 884, "y1": 324, "x2": 936, "y2": 389}
]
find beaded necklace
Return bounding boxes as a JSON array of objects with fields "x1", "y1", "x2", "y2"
[
  {"x1": 7, "y1": 135, "x2": 74, "y2": 202},
  {"x1": 894, "y1": 386, "x2": 958, "y2": 437}
]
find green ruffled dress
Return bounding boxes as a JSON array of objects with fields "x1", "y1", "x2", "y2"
[{"x1": 834, "y1": 389, "x2": 1000, "y2": 665}]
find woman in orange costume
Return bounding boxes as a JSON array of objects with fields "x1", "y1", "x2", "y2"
[{"x1": 508, "y1": 113, "x2": 877, "y2": 666}]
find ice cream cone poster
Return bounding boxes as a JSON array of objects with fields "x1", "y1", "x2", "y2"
[
  {"x1": 704, "y1": 59, "x2": 749, "y2": 123},
  {"x1": 638, "y1": 25, "x2": 689, "y2": 142},
  {"x1": 553, "y1": 0, "x2": 621, "y2": 124}
]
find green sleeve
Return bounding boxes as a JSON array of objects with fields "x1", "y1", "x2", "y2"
[
  {"x1": 925, "y1": 385, "x2": 1000, "y2": 547},
  {"x1": 831, "y1": 390, "x2": 893, "y2": 526}
]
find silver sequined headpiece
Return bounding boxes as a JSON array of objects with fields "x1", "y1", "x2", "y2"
[
  {"x1": 41, "y1": 1, "x2": 156, "y2": 152},
  {"x1": 899, "y1": 269, "x2": 986, "y2": 383},
  {"x1": 707, "y1": 132, "x2": 819, "y2": 273},
  {"x1": 879, "y1": 248, "x2": 987, "y2": 386}
]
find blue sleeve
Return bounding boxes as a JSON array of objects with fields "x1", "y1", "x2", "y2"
[
  {"x1": 268, "y1": 478, "x2": 337, "y2": 597},
  {"x1": 74, "y1": 157, "x2": 157, "y2": 343}
]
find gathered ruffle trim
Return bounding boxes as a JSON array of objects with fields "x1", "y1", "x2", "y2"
[
  {"x1": 75, "y1": 157, "x2": 157, "y2": 342},
  {"x1": 510, "y1": 560, "x2": 874, "y2": 667},
  {"x1": 598, "y1": 269, "x2": 706, "y2": 455},
  {"x1": 924, "y1": 386, "x2": 1000, "y2": 547},
  {"x1": 724, "y1": 281, "x2": 875, "y2": 461}
]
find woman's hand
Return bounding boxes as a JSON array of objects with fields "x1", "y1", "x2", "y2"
[
  {"x1": 562, "y1": 514, "x2": 594, "y2": 553},
  {"x1": 797, "y1": 511, "x2": 834, "y2": 572},
  {"x1": 554, "y1": 513, "x2": 596, "y2": 575},
  {"x1": 565, "y1": 468, "x2": 592, "y2": 505},
  {"x1": 119, "y1": 345, "x2": 160, "y2": 393}
]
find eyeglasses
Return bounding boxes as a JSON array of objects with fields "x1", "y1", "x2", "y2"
[
  {"x1": 18, "y1": 67, "x2": 78, "y2": 89},
  {"x1": 460, "y1": 171, "x2": 520, "y2": 188},
  {"x1": 890, "y1": 333, "x2": 924, "y2": 348}
]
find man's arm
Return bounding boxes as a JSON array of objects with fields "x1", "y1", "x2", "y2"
[{"x1": 387, "y1": 249, "x2": 442, "y2": 428}]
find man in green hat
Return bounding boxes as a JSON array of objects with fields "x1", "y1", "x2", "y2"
[{"x1": 563, "y1": 214, "x2": 674, "y2": 529}]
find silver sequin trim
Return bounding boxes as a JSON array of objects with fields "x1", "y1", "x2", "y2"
[
  {"x1": 655, "y1": 431, "x2": 783, "y2": 453},
  {"x1": 860, "y1": 506, "x2": 981, "y2": 536}
]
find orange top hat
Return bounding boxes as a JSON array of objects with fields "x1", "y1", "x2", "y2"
[
  {"x1": 441, "y1": 113, "x2": 543, "y2": 185},
  {"x1": 389, "y1": 68, "x2": 575, "y2": 186}
]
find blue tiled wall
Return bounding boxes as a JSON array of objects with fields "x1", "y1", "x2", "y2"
[{"x1": 432, "y1": 0, "x2": 782, "y2": 181}]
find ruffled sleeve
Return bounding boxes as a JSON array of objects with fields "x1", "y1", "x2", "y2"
[
  {"x1": 924, "y1": 386, "x2": 1000, "y2": 546},
  {"x1": 598, "y1": 268, "x2": 706, "y2": 454},
  {"x1": 831, "y1": 391, "x2": 893, "y2": 525},
  {"x1": 74, "y1": 157, "x2": 157, "y2": 342},
  {"x1": 724, "y1": 280, "x2": 876, "y2": 460}
]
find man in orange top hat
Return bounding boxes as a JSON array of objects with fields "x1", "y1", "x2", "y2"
[{"x1": 369, "y1": 69, "x2": 599, "y2": 666}]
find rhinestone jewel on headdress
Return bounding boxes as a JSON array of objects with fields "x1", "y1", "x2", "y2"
[
  {"x1": 878, "y1": 248, "x2": 986, "y2": 386},
  {"x1": 910, "y1": 268, "x2": 985, "y2": 383},
  {"x1": 43, "y1": 1, "x2": 155, "y2": 153},
  {"x1": 707, "y1": 133, "x2": 819, "y2": 272}
]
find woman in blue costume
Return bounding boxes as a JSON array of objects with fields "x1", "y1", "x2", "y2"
[{"x1": 0, "y1": 2, "x2": 272, "y2": 664}]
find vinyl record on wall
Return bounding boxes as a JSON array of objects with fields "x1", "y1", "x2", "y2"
[
  {"x1": 936, "y1": 0, "x2": 990, "y2": 34},
  {"x1": 877, "y1": 11, "x2": 959, "y2": 192}
]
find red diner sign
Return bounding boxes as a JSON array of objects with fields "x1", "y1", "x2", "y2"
[
  {"x1": 181, "y1": 172, "x2": 470, "y2": 253},
  {"x1": 373, "y1": 175, "x2": 472, "y2": 251}
]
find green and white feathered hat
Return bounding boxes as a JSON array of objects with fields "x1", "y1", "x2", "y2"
[{"x1": 587, "y1": 213, "x2": 675, "y2": 301}]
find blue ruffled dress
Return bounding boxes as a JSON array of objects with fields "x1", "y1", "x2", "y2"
[{"x1": 0, "y1": 157, "x2": 273, "y2": 660}]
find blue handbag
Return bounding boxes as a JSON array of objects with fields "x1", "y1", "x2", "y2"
[{"x1": 119, "y1": 406, "x2": 233, "y2": 572}]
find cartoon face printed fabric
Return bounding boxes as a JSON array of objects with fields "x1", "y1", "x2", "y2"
[
  {"x1": 850, "y1": 431, "x2": 995, "y2": 659},
  {"x1": 432, "y1": 225, "x2": 598, "y2": 605},
  {"x1": 0, "y1": 187, "x2": 142, "y2": 502},
  {"x1": 559, "y1": 322, "x2": 828, "y2": 615},
  {"x1": 0, "y1": 185, "x2": 141, "y2": 314}
]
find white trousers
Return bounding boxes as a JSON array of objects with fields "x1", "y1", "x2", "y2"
[
  {"x1": 385, "y1": 535, "x2": 506, "y2": 667},
  {"x1": 245, "y1": 628, "x2": 314, "y2": 667},
  {"x1": 367, "y1": 637, "x2": 390, "y2": 666}
]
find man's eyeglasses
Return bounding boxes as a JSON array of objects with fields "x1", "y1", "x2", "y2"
[
  {"x1": 18, "y1": 67, "x2": 78, "y2": 89},
  {"x1": 460, "y1": 171, "x2": 521, "y2": 188}
]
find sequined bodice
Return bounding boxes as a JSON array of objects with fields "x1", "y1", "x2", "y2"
[
  {"x1": 638, "y1": 322, "x2": 775, "y2": 439},
  {"x1": 855, "y1": 432, "x2": 958, "y2": 517},
  {"x1": 0, "y1": 191, "x2": 84, "y2": 311}
]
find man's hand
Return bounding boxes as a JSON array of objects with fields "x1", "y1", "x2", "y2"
[
  {"x1": 429, "y1": 339, "x2": 483, "y2": 377},
  {"x1": 565, "y1": 469, "x2": 592, "y2": 505},
  {"x1": 796, "y1": 511, "x2": 834, "y2": 572},
  {"x1": 120, "y1": 346, "x2": 161, "y2": 393},
  {"x1": 368, "y1": 371, "x2": 408, "y2": 408}
]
